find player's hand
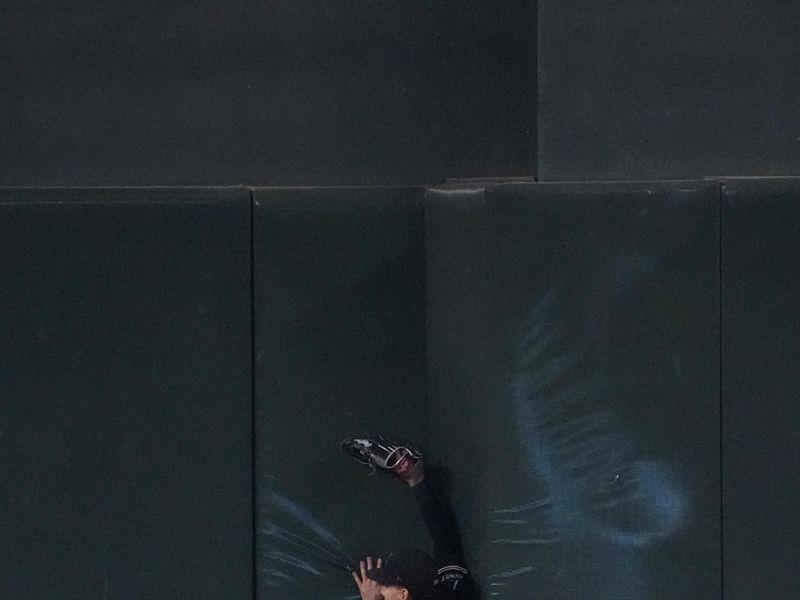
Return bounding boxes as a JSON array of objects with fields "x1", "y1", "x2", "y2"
[{"x1": 351, "y1": 556, "x2": 383, "y2": 600}]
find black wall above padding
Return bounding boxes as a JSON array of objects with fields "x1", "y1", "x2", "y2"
[
  {"x1": 0, "y1": 189, "x2": 253, "y2": 599},
  {"x1": 721, "y1": 178, "x2": 800, "y2": 599},
  {"x1": 0, "y1": 1, "x2": 536, "y2": 186},
  {"x1": 253, "y1": 187, "x2": 430, "y2": 599},
  {"x1": 538, "y1": 1, "x2": 800, "y2": 181},
  {"x1": 425, "y1": 181, "x2": 721, "y2": 599}
]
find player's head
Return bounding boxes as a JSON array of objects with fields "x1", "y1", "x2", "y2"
[
  {"x1": 367, "y1": 548, "x2": 437, "y2": 600},
  {"x1": 379, "y1": 583, "x2": 411, "y2": 600}
]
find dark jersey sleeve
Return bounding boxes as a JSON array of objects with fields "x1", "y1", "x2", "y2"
[{"x1": 414, "y1": 477, "x2": 478, "y2": 600}]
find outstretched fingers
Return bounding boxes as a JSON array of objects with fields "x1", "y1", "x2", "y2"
[
  {"x1": 352, "y1": 557, "x2": 384, "y2": 586},
  {"x1": 352, "y1": 557, "x2": 385, "y2": 600}
]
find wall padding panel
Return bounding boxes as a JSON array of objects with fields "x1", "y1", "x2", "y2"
[
  {"x1": 0, "y1": 189, "x2": 253, "y2": 598},
  {"x1": 721, "y1": 178, "x2": 800, "y2": 599},
  {"x1": 253, "y1": 187, "x2": 430, "y2": 599},
  {"x1": 425, "y1": 181, "x2": 721, "y2": 599}
]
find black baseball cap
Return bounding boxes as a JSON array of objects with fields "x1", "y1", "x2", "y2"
[{"x1": 367, "y1": 548, "x2": 437, "y2": 598}]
